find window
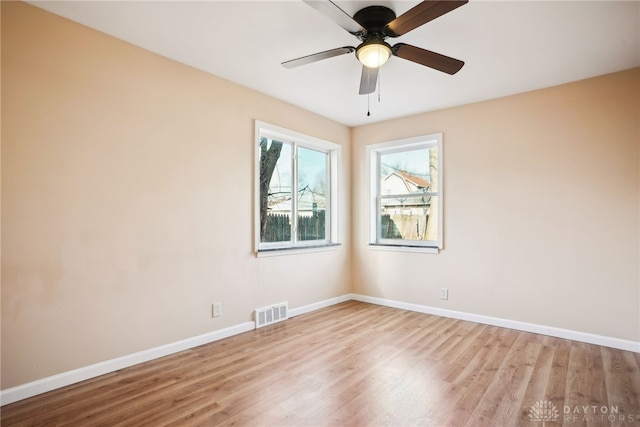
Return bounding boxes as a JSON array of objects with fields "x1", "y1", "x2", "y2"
[
  {"x1": 255, "y1": 121, "x2": 339, "y2": 253},
  {"x1": 367, "y1": 133, "x2": 443, "y2": 251}
]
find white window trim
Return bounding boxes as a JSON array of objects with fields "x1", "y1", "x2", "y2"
[
  {"x1": 254, "y1": 121, "x2": 340, "y2": 255},
  {"x1": 366, "y1": 133, "x2": 443, "y2": 252}
]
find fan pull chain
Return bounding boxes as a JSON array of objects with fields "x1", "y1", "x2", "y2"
[
  {"x1": 378, "y1": 68, "x2": 381, "y2": 103},
  {"x1": 367, "y1": 93, "x2": 370, "y2": 117}
]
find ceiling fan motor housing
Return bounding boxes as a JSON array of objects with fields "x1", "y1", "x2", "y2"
[{"x1": 353, "y1": 6, "x2": 397, "y2": 36}]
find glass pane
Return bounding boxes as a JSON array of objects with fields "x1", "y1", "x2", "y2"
[
  {"x1": 297, "y1": 146, "x2": 328, "y2": 241},
  {"x1": 259, "y1": 138, "x2": 292, "y2": 242},
  {"x1": 380, "y1": 195, "x2": 438, "y2": 242},
  {"x1": 379, "y1": 147, "x2": 436, "y2": 195}
]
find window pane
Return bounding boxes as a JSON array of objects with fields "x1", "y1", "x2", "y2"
[
  {"x1": 297, "y1": 146, "x2": 328, "y2": 241},
  {"x1": 380, "y1": 195, "x2": 438, "y2": 242},
  {"x1": 379, "y1": 148, "x2": 434, "y2": 195},
  {"x1": 259, "y1": 138, "x2": 292, "y2": 243}
]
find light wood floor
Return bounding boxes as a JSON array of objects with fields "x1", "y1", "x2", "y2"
[{"x1": 2, "y1": 301, "x2": 639, "y2": 426}]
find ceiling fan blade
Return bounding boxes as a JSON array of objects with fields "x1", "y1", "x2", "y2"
[
  {"x1": 359, "y1": 65, "x2": 378, "y2": 95},
  {"x1": 282, "y1": 46, "x2": 355, "y2": 69},
  {"x1": 392, "y1": 43, "x2": 464, "y2": 75},
  {"x1": 303, "y1": 0, "x2": 366, "y2": 37},
  {"x1": 384, "y1": 1, "x2": 468, "y2": 37}
]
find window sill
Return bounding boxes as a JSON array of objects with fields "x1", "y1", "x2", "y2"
[
  {"x1": 368, "y1": 244, "x2": 440, "y2": 254},
  {"x1": 256, "y1": 243, "x2": 342, "y2": 257}
]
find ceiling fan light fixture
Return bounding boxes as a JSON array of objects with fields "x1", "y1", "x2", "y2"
[{"x1": 356, "y1": 41, "x2": 391, "y2": 68}]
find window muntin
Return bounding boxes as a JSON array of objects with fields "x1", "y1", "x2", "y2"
[
  {"x1": 255, "y1": 122, "x2": 339, "y2": 252},
  {"x1": 369, "y1": 134, "x2": 443, "y2": 250}
]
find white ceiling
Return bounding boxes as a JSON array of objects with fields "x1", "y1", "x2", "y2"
[{"x1": 30, "y1": 1, "x2": 640, "y2": 127}]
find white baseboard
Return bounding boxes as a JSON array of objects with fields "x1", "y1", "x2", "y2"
[
  {"x1": 0, "y1": 321, "x2": 255, "y2": 406},
  {"x1": 288, "y1": 294, "x2": 352, "y2": 318},
  {"x1": 349, "y1": 293, "x2": 640, "y2": 353},
  {"x1": 3, "y1": 293, "x2": 638, "y2": 406}
]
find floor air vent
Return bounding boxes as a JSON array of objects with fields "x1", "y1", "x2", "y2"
[{"x1": 254, "y1": 302, "x2": 288, "y2": 329}]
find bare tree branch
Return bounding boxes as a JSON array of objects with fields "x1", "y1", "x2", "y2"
[{"x1": 259, "y1": 137, "x2": 283, "y2": 241}]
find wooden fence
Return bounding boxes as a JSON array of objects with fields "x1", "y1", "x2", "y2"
[
  {"x1": 264, "y1": 213, "x2": 423, "y2": 242},
  {"x1": 263, "y1": 211, "x2": 326, "y2": 242}
]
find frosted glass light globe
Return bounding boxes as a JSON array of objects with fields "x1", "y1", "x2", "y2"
[{"x1": 356, "y1": 43, "x2": 391, "y2": 68}]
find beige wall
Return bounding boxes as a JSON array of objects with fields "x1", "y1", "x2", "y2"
[
  {"x1": 352, "y1": 68, "x2": 639, "y2": 343},
  {"x1": 2, "y1": 1, "x2": 638, "y2": 393},
  {"x1": 1, "y1": 2, "x2": 351, "y2": 389}
]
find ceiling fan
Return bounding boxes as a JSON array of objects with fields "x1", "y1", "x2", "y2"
[{"x1": 282, "y1": 0, "x2": 468, "y2": 95}]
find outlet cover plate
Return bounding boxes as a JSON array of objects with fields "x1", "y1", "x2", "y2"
[{"x1": 213, "y1": 302, "x2": 222, "y2": 317}]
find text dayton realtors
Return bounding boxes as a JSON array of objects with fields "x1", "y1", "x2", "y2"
[{"x1": 563, "y1": 405, "x2": 638, "y2": 423}]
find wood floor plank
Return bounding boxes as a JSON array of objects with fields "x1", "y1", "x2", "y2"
[
  {"x1": 463, "y1": 334, "x2": 540, "y2": 426},
  {"x1": 493, "y1": 340, "x2": 543, "y2": 425},
  {"x1": 437, "y1": 327, "x2": 520, "y2": 425},
  {"x1": 2, "y1": 301, "x2": 638, "y2": 427},
  {"x1": 438, "y1": 322, "x2": 489, "y2": 364},
  {"x1": 518, "y1": 343, "x2": 556, "y2": 421},
  {"x1": 564, "y1": 342, "x2": 611, "y2": 427},
  {"x1": 601, "y1": 346, "x2": 640, "y2": 426}
]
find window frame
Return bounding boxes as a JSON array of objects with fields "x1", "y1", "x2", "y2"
[
  {"x1": 367, "y1": 133, "x2": 443, "y2": 252},
  {"x1": 254, "y1": 121, "x2": 340, "y2": 255}
]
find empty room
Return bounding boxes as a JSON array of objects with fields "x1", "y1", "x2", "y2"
[{"x1": 1, "y1": 0, "x2": 639, "y2": 425}]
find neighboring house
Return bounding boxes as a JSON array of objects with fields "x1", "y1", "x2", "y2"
[{"x1": 382, "y1": 171, "x2": 431, "y2": 195}]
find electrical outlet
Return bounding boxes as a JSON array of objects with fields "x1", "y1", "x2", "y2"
[
  {"x1": 212, "y1": 302, "x2": 222, "y2": 318},
  {"x1": 440, "y1": 288, "x2": 449, "y2": 300}
]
